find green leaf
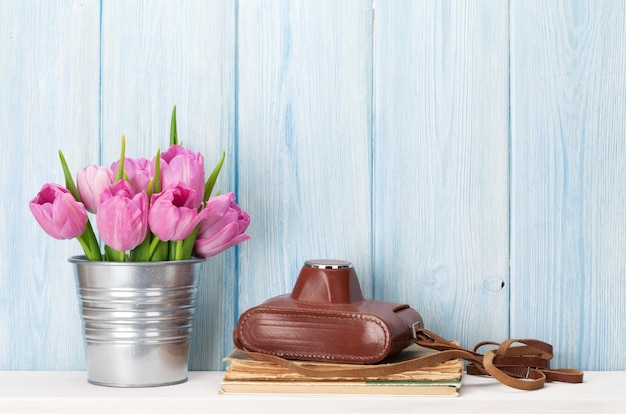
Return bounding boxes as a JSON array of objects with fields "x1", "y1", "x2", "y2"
[
  {"x1": 59, "y1": 150, "x2": 102, "y2": 261},
  {"x1": 152, "y1": 242, "x2": 169, "y2": 261},
  {"x1": 153, "y1": 148, "x2": 161, "y2": 194},
  {"x1": 145, "y1": 177, "x2": 154, "y2": 200},
  {"x1": 148, "y1": 236, "x2": 168, "y2": 261},
  {"x1": 204, "y1": 150, "x2": 226, "y2": 202},
  {"x1": 172, "y1": 240, "x2": 184, "y2": 261},
  {"x1": 181, "y1": 225, "x2": 200, "y2": 260},
  {"x1": 75, "y1": 235, "x2": 92, "y2": 259},
  {"x1": 115, "y1": 135, "x2": 126, "y2": 182},
  {"x1": 81, "y1": 221, "x2": 102, "y2": 261},
  {"x1": 170, "y1": 105, "x2": 178, "y2": 146},
  {"x1": 130, "y1": 233, "x2": 152, "y2": 262},
  {"x1": 58, "y1": 150, "x2": 81, "y2": 201},
  {"x1": 167, "y1": 241, "x2": 175, "y2": 260}
]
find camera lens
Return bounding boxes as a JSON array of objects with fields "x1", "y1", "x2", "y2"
[{"x1": 304, "y1": 259, "x2": 353, "y2": 269}]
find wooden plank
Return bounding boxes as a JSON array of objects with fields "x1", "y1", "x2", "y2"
[
  {"x1": 100, "y1": 0, "x2": 237, "y2": 370},
  {"x1": 0, "y1": 0, "x2": 101, "y2": 369},
  {"x1": 236, "y1": 0, "x2": 373, "y2": 311},
  {"x1": 510, "y1": 1, "x2": 626, "y2": 370},
  {"x1": 373, "y1": 0, "x2": 510, "y2": 346},
  {"x1": 5, "y1": 0, "x2": 625, "y2": 374}
]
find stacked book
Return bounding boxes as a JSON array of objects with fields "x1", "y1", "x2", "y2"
[{"x1": 219, "y1": 344, "x2": 462, "y2": 396}]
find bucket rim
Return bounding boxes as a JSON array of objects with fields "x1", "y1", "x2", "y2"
[{"x1": 68, "y1": 255, "x2": 207, "y2": 266}]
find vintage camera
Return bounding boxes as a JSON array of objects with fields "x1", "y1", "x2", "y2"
[{"x1": 234, "y1": 259, "x2": 424, "y2": 364}]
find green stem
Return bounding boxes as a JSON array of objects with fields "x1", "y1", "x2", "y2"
[
  {"x1": 104, "y1": 245, "x2": 125, "y2": 262},
  {"x1": 168, "y1": 241, "x2": 177, "y2": 261},
  {"x1": 149, "y1": 235, "x2": 162, "y2": 259},
  {"x1": 174, "y1": 240, "x2": 184, "y2": 261}
]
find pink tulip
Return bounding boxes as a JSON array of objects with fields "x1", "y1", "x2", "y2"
[
  {"x1": 111, "y1": 157, "x2": 152, "y2": 194},
  {"x1": 96, "y1": 180, "x2": 148, "y2": 251},
  {"x1": 29, "y1": 183, "x2": 88, "y2": 240},
  {"x1": 148, "y1": 184, "x2": 210, "y2": 242},
  {"x1": 159, "y1": 145, "x2": 205, "y2": 208},
  {"x1": 193, "y1": 192, "x2": 250, "y2": 258},
  {"x1": 76, "y1": 164, "x2": 115, "y2": 213}
]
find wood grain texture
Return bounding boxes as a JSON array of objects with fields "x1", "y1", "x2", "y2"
[
  {"x1": 236, "y1": 0, "x2": 374, "y2": 312},
  {"x1": 373, "y1": 0, "x2": 510, "y2": 348},
  {"x1": 0, "y1": 0, "x2": 101, "y2": 369},
  {"x1": 510, "y1": 0, "x2": 626, "y2": 370},
  {"x1": 3, "y1": 0, "x2": 626, "y2": 372},
  {"x1": 99, "y1": 0, "x2": 237, "y2": 370}
]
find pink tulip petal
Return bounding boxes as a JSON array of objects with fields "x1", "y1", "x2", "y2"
[{"x1": 29, "y1": 183, "x2": 87, "y2": 240}]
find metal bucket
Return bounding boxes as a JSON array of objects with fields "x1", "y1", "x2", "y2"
[{"x1": 69, "y1": 256, "x2": 205, "y2": 387}]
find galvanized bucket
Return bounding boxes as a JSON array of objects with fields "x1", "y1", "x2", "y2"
[{"x1": 69, "y1": 256, "x2": 206, "y2": 387}]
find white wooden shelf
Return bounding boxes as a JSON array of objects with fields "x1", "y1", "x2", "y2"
[{"x1": 0, "y1": 371, "x2": 623, "y2": 414}]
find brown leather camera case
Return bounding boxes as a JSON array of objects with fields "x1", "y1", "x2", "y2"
[{"x1": 233, "y1": 260, "x2": 424, "y2": 364}]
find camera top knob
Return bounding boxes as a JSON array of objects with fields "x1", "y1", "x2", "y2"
[
  {"x1": 294, "y1": 260, "x2": 363, "y2": 304},
  {"x1": 304, "y1": 259, "x2": 353, "y2": 270}
]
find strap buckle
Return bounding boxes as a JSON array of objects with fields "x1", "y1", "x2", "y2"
[{"x1": 410, "y1": 321, "x2": 422, "y2": 339}]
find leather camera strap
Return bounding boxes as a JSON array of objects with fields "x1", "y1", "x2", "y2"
[
  {"x1": 234, "y1": 328, "x2": 583, "y2": 391},
  {"x1": 413, "y1": 328, "x2": 583, "y2": 390}
]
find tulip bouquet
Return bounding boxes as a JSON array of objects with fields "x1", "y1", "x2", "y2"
[{"x1": 29, "y1": 107, "x2": 250, "y2": 262}]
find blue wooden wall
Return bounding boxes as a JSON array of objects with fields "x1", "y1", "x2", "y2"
[{"x1": 1, "y1": 0, "x2": 624, "y2": 372}]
